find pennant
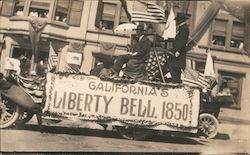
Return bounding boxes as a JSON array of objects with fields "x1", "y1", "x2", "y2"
[
  {"x1": 204, "y1": 52, "x2": 216, "y2": 78},
  {"x1": 162, "y1": 7, "x2": 176, "y2": 40}
]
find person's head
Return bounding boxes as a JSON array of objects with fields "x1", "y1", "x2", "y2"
[
  {"x1": 174, "y1": 13, "x2": 189, "y2": 25},
  {"x1": 147, "y1": 25, "x2": 154, "y2": 35},
  {"x1": 146, "y1": 25, "x2": 156, "y2": 42},
  {"x1": 135, "y1": 25, "x2": 145, "y2": 37}
]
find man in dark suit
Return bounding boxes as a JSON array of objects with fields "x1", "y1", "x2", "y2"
[
  {"x1": 169, "y1": 13, "x2": 190, "y2": 83},
  {"x1": 111, "y1": 25, "x2": 153, "y2": 80}
]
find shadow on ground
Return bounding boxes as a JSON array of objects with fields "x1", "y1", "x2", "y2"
[
  {"x1": 214, "y1": 132, "x2": 230, "y2": 140},
  {"x1": 12, "y1": 124, "x2": 205, "y2": 145}
]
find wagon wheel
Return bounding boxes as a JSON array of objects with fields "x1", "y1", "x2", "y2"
[
  {"x1": 0, "y1": 97, "x2": 21, "y2": 129},
  {"x1": 199, "y1": 113, "x2": 219, "y2": 139},
  {"x1": 116, "y1": 126, "x2": 150, "y2": 140}
]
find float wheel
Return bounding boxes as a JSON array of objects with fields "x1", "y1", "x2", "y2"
[
  {"x1": 199, "y1": 113, "x2": 219, "y2": 139},
  {"x1": 0, "y1": 97, "x2": 21, "y2": 129}
]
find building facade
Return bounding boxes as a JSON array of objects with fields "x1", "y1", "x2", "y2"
[{"x1": 0, "y1": 0, "x2": 249, "y2": 119}]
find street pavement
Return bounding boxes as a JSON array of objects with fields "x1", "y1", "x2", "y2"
[
  {"x1": 1, "y1": 108, "x2": 249, "y2": 153},
  {"x1": 28, "y1": 108, "x2": 250, "y2": 142}
]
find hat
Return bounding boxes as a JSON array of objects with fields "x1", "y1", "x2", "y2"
[
  {"x1": 135, "y1": 25, "x2": 145, "y2": 31},
  {"x1": 174, "y1": 13, "x2": 189, "y2": 21}
]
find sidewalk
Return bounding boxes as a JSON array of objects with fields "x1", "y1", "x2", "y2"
[
  {"x1": 218, "y1": 108, "x2": 250, "y2": 125},
  {"x1": 217, "y1": 108, "x2": 250, "y2": 141}
]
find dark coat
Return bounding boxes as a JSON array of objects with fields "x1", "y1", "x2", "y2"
[
  {"x1": 124, "y1": 35, "x2": 152, "y2": 79},
  {"x1": 90, "y1": 64, "x2": 104, "y2": 76},
  {"x1": 132, "y1": 35, "x2": 152, "y2": 59},
  {"x1": 0, "y1": 77, "x2": 12, "y2": 90},
  {"x1": 169, "y1": 23, "x2": 189, "y2": 69}
]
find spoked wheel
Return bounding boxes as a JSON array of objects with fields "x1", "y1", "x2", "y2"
[
  {"x1": 16, "y1": 111, "x2": 34, "y2": 125},
  {"x1": 199, "y1": 113, "x2": 219, "y2": 139},
  {"x1": 0, "y1": 97, "x2": 21, "y2": 129},
  {"x1": 116, "y1": 126, "x2": 150, "y2": 140}
]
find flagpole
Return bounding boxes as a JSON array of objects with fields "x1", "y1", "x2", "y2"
[{"x1": 153, "y1": 32, "x2": 165, "y2": 83}]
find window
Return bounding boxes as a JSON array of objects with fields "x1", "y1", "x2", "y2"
[
  {"x1": 11, "y1": 47, "x2": 48, "y2": 76},
  {"x1": 231, "y1": 21, "x2": 244, "y2": 49},
  {"x1": 212, "y1": 19, "x2": 227, "y2": 46},
  {"x1": 54, "y1": 0, "x2": 70, "y2": 22},
  {"x1": 102, "y1": 2, "x2": 116, "y2": 30},
  {"x1": 195, "y1": 61, "x2": 206, "y2": 73},
  {"x1": 217, "y1": 71, "x2": 245, "y2": 109},
  {"x1": 96, "y1": 1, "x2": 129, "y2": 31},
  {"x1": 14, "y1": 0, "x2": 25, "y2": 16},
  {"x1": 67, "y1": 0, "x2": 84, "y2": 26},
  {"x1": 211, "y1": 11, "x2": 245, "y2": 50},
  {"x1": 0, "y1": 0, "x2": 15, "y2": 16},
  {"x1": 28, "y1": 1, "x2": 50, "y2": 18}
]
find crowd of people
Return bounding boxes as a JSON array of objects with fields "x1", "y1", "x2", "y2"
[{"x1": 91, "y1": 13, "x2": 190, "y2": 84}]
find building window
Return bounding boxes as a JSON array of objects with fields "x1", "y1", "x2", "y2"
[
  {"x1": 28, "y1": 1, "x2": 50, "y2": 18},
  {"x1": 54, "y1": 0, "x2": 70, "y2": 22},
  {"x1": 217, "y1": 71, "x2": 245, "y2": 109},
  {"x1": 211, "y1": 19, "x2": 227, "y2": 46},
  {"x1": 211, "y1": 12, "x2": 245, "y2": 50},
  {"x1": 0, "y1": 0, "x2": 15, "y2": 16},
  {"x1": 195, "y1": 61, "x2": 206, "y2": 73},
  {"x1": 102, "y1": 2, "x2": 116, "y2": 30},
  {"x1": 11, "y1": 47, "x2": 49, "y2": 76},
  {"x1": 231, "y1": 21, "x2": 244, "y2": 49},
  {"x1": 97, "y1": 1, "x2": 129, "y2": 31},
  {"x1": 67, "y1": 0, "x2": 84, "y2": 26},
  {"x1": 14, "y1": 0, "x2": 25, "y2": 16}
]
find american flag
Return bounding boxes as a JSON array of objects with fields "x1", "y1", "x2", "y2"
[
  {"x1": 182, "y1": 68, "x2": 210, "y2": 89},
  {"x1": 47, "y1": 43, "x2": 58, "y2": 72},
  {"x1": 63, "y1": 64, "x2": 80, "y2": 73},
  {"x1": 131, "y1": 0, "x2": 165, "y2": 23}
]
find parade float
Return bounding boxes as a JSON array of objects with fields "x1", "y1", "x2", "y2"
[{"x1": 3, "y1": 0, "x2": 248, "y2": 140}]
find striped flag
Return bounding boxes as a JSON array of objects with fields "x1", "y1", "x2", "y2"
[
  {"x1": 63, "y1": 64, "x2": 80, "y2": 73},
  {"x1": 182, "y1": 68, "x2": 210, "y2": 89},
  {"x1": 48, "y1": 42, "x2": 58, "y2": 72},
  {"x1": 131, "y1": 0, "x2": 165, "y2": 23}
]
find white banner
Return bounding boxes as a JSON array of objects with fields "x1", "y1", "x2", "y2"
[
  {"x1": 66, "y1": 52, "x2": 82, "y2": 65},
  {"x1": 44, "y1": 73, "x2": 200, "y2": 129},
  {"x1": 4, "y1": 57, "x2": 21, "y2": 74}
]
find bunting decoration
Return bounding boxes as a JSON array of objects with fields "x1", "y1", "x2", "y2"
[{"x1": 100, "y1": 42, "x2": 116, "y2": 55}]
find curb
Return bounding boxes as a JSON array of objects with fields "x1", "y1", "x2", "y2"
[
  {"x1": 218, "y1": 123, "x2": 250, "y2": 141},
  {"x1": 218, "y1": 116, "x2": 250, "y2": 125}
]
